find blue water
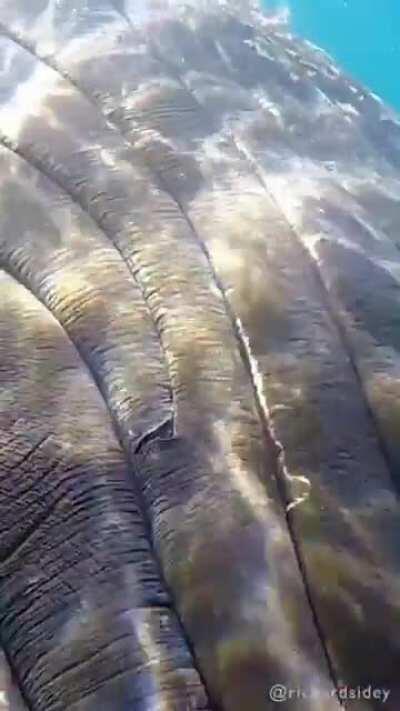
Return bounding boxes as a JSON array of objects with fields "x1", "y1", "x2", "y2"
[{"x1": 262, "y1": 0, "x2": 400, "y2": 111}]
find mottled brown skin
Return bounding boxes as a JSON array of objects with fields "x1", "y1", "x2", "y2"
[{"x1": 0, "y1": 1, "x2": 399, "y2": 710}]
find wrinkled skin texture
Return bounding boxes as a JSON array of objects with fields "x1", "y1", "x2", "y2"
[{"x1": 0, "y1": 1, "x2": 400, "y2": 709}]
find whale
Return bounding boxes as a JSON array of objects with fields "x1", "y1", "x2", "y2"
[{"x1": 0, "y1": 2, "x2": 399, "y2": 710}]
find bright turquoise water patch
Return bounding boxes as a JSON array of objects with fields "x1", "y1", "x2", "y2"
[{"x1": 262, "y1": 0, "x2": 400, "y2": 111}]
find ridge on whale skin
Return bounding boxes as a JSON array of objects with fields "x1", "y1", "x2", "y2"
[{"x1": 0, "y1": 1, "x2": 399, "y2": 710}]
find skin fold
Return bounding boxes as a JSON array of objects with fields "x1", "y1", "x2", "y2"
[{"x1": 0, "y1": 1, "x2": 399, "y2": 709}]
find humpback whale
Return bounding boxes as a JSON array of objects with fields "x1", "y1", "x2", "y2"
[{"x1": 0, "y1": 1, "x2": 399, "y2": 709}]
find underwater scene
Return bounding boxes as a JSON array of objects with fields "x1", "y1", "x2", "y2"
[{"x1": 263, "y1": 0, "x2": 400, "y2": 111}]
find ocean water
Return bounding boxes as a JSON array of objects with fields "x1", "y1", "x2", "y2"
[{"x1": 262, "y1": 0, "x2": 400, "y2": 112}]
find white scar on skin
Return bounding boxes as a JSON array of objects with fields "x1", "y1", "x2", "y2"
[
  {"x1": 215, "y1": 40, "x2": 235, "y2": 72},
  {"x1": 126, "y1": 607, "x2": 165, "y2": 711},
  {"x1": 338, "y1": 102, "x2": 360, "y2": 117},
  {"x1": 235, "y1": 316, "x2": 311, "y2": 513},
  {"x1": 370, "y1": 92, "x2": 383, "y2": 105},
  {"x1": 261, "y1": 7, "x2": 291, "y2": 27}
]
